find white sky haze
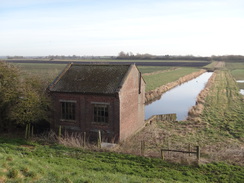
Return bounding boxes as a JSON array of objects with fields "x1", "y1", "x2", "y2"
[{"x1": 1, "y1": 0, "x2": 244, "y2": 56}]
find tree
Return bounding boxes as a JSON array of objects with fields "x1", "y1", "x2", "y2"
[
  {"x1": 0, "y1": 61, "x2": 50, "y2": 132},
  {"x1": 0, "y1": 62, "x2": 20, "y2": 130}
]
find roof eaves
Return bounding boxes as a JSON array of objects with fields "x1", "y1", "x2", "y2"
[{"x1": 49, "y1": 90, "x2": 117, "y2": 96}]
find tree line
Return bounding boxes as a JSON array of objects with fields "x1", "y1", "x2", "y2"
[{"x1": 117, "y1": 51, "x2": 244, "y2": 62}]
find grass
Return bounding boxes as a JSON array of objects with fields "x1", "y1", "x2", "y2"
[
  {"x1": 14, "y1": 63, "x2": 66, "y2": 82},
  {"x1": 225, "y1": 62, "x2": 244, "y2": 90},
  {"x1": 201, "y1": 69, "x2": 244, "y2": 139},
  {"x1": 0, "y1": 137, "x2": 244, "y2": 183},
  {"x1": 138, "y1": 66, "x2": 172, "y2": 74},
  {"x1": 143, "y1": 67, "x2": 199, "y2": 91}
]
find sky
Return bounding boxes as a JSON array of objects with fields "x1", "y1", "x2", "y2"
[{"x1": 0, "y1": 0, "x2": 244, "y2": 57}]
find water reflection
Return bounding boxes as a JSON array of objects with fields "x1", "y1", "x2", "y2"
[
  {"x1": 145, "y1": 72, "x2": 213, "y2": 121},
  {"x1": 236, "y1": 80, "x2": 244, "y2": 95}
]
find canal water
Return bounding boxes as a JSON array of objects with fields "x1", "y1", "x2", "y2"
[
  {"x1": 145, "y1": 72, "x2": 213, "y2": 121},
  {"x1": 236, "y1": 80, "x2": 244, "y2": 95}
]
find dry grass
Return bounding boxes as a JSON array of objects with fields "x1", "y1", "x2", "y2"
[
  {"x1": 116, "y1": 120, "x2": 244, "y2": 165},
  {"x1": 187, "y1": 72, "x2": 217, "y2": 122}
]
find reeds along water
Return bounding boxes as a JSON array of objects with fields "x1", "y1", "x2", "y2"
[
  {"x1": 145, "y1": 70, "x2": 206, "y2": 103},
  {"x1": 187, "y1": 72, "x2": 217, "y2": 122}
]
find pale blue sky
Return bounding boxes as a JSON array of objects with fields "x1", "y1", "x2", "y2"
[{"x1": 1, "y1": 0, "x2": 244, "y2": 56}]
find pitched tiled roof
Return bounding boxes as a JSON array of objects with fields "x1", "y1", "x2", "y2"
[{"x1": 49, "y1": 64, "x2": 131, "y2": 94}]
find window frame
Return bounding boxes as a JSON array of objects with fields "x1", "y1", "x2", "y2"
[
  {"x1": 92, "y1": 102, "x2": 109, "y2": 124},
  {"x1": 60, "y1": 100, "x2": 77, "y2": 122}
]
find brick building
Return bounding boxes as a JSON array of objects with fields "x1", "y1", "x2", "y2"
[{"x1": 47, "y1": 63, "x2": 145, "y2": 142}]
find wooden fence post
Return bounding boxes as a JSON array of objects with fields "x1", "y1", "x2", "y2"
[
  {"x1": 28, "y1": 123, "x2": 31, "y2": 138},
  {"x1": 98, "y1": 130, "x2": 101, "y2": 148},
  {"x1": 58, "y1": 125, "x2": 62, "y2": 138},
  {"x1": 188, "y1": 144, "x2": 191, "y2": 157},
  {"x1": 196, "y1": 146, "x2": 200, "y2": 160},
  {"x1": 25, "y1": 124, "x2": 28, "y2": 139},
  {"x1": 83, "y1": 132, "x2": 86, "y2": 147},
  {"x1": 141, "y1": 141, "x2": 145, "y2": 156},
  {"x1": 161, "y1": 149, "x2": 164, "y2": 160},
  {"x1": 31, "y1": 125, "x2": 34, "y2": 137}
]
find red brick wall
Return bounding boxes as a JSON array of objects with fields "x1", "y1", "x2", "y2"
[
  {"x1": 51, "y1": 93, "x2": 120, "y2": 142},
  {"x1": 119, "y1": 65, "x2": 145, "y2": 141}
]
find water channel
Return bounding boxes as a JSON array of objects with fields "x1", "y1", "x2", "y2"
[
  {"x1": 145, "y1": 72, "x2": 213, "y2": 121},
  {"x1": 236, "y1": 80, "x2": 244, "y2": 95}
]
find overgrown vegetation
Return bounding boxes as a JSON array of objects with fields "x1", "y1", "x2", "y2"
[{"x1": 0, "y1": 61, "x2": 50, "y2": 132}]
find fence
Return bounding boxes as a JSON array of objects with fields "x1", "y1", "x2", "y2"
[
  {"x1": 139, "y1": 140, "x2": 200, "y2": 162},
  {"x1": 160, "y1": 146, "x2": 200, "y2": 161}
]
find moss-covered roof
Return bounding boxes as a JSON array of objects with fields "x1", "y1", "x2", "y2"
[{"x1": 49, "y1": 64, "x2": 132, "y2": 94}]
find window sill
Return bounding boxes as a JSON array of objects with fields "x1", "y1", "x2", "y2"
[
  {"x1": 60, "y1": 119, "x2": 77, "y2": 123},
  {"x1": 91, "y1": 122, "x2": 109, "y2": 126}
]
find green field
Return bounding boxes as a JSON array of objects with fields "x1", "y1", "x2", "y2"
[
  {"x1": 201, "y1": 70, "x2": 244, "y2": 139},
  {"x1": 14, "y1": 63, "x2": 66, "y2": 82},
  {"x1": 0, "y1": 137, "x2": 243, "y2": 183},
  {"x1": 143, "y1": 67, "x2": 199, "y2": 92},
  {"x1": 14, "y1": 63, "x2": 200, "y2": 92},
  {"x1": 138, "y1": 66, "x2": 171, "y2": 74}
]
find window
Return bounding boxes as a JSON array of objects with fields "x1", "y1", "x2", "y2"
[
  {"x1": 61, "y1": 101, "x2": 76, "y2": 121},
  {"x1": 93, "y1": 104, "x2": 109, "y2": 123}
]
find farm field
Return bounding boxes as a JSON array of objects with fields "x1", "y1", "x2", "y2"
[
  {"x1": 0, "y1": 137, "x2": 244, "y2": 183},
  {"x1": 6, "y1": 58, "x2": 210, "y2": 63},
  {"x1": 225, "y1": 62, "x2": 244, "y2": 90},
  {"x1": 13, "y1": 63, "x2": 201, "y2": 92},
  {"x1": 14, "y1": 62, "x2": 171, "y2": 75},
  {"x1": 143, "y1": 67, "x2": 200, "y2": 92}
]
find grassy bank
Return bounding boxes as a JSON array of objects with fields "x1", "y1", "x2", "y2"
[
  {"x1": 0, "y1": 137, "x2": 244, "y2": 183},
  {"x1": 201, "y1": 69, "x2": 244, "y2": 139},
  {"x1": 143, "y1": 67, "x2": 200, "y2": 92},
  {"x1": 225, "y1": 62, "x2": 244, "y2": 90}
]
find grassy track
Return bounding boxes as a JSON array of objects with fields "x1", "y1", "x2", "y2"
[
  {"x1": 201, "y1": 69, "x2": 244, "y2": 139},
  {"x1": 0, "y1": 138, "x2": 243, "y2": 183}
]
